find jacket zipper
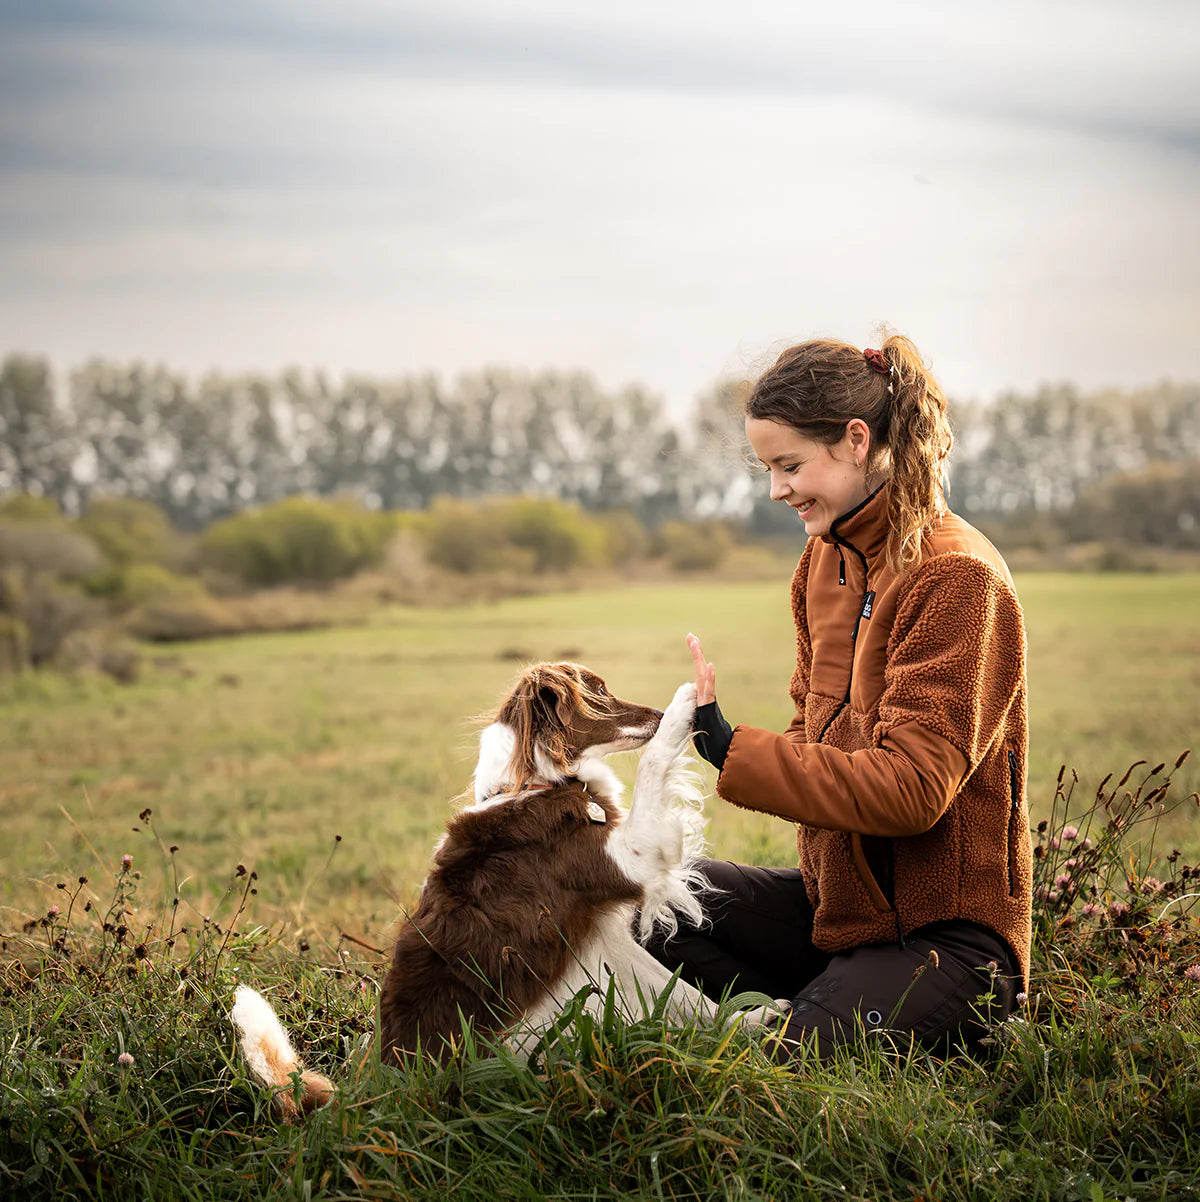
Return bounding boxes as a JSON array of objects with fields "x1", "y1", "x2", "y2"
[
  {"x1": 818, "y1": 524, "x2": 903, "y2": 945},
  {"x1": 815, "y1": 533, "x2": 871, "y2": 743}
]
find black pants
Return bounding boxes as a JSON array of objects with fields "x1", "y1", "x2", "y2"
[{"x1": 647, "y1": 860, "x2": 1020, "y2": 1062}]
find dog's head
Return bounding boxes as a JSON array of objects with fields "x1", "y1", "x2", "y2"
[{"x1": 475, "y1": 663, "x2": 662, "y2": 801}]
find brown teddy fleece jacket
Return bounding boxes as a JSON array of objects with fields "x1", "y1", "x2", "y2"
[{"x1": 717, "y1": 485, "x2": 1033, "y2": 985}]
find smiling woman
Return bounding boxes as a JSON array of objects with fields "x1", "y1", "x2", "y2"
[{"x1": 665, "y1": 333, "x2": 1032, "y2": 1065}]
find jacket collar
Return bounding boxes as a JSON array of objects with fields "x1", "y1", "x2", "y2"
[{"x1": 823, "y1": 482, "x2": 890, "y2": 563}]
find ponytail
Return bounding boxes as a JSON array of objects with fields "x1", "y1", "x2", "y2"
[{"x1": 879, "y1": 334, "x2": 953, "y2": 573}]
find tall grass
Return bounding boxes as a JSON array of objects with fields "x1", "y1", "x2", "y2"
[{"x1": 3, "y1": 758, "x2": 1199, "y2": 1200}]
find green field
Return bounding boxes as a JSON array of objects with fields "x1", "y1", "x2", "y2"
[
  {"x1": 2, "y1": 572, "x2": 1198, "y2": 935},
  {"x1": 2, "y1": 572, "x2": 1199, "y2": 1199}
]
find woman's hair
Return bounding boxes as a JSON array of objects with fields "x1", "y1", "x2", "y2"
[{"x1": 744, "y1": 333, "x2": 953, "y2": 573}]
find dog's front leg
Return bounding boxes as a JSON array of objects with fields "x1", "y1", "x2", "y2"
[{"x1": 613, "y1": 682, "x2": 697, "y2": 882}]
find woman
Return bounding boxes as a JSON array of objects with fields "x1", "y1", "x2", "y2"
[{"x1": 655, "y1": 334, "x2": 1032, "y2": 1060}]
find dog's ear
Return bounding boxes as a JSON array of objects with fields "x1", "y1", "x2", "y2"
[{"x1": 498, "y1": 666, "x2": 576, "y2": 786}]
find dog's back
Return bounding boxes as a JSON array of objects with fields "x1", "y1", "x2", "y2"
[{"x1": 380, "y1": 780, "x2": 641, "y2": 1064}]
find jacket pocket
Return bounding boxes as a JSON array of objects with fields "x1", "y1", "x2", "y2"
[
  {"x1": 1007, "y1": 749, "x2": 1022, "y2": 897},
  {"x1": 850, "y1": 833, "x2": 893, "y2": 913}
]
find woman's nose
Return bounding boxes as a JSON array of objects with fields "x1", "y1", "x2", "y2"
[{"x1": 769, "y1": 472, "x2": 790, "y2": 502}]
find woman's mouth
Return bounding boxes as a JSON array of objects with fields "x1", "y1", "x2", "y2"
[{"x1": 792, "y1": 499, "x2": 816, "y2": 518}]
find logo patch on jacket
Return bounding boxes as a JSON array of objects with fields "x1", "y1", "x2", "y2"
[{"x1": 861, "y1": 590, "x2": 875, "y2": 620}]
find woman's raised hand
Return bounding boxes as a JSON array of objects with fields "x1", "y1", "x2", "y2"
[{"x1": 686, "y1": 632, "x2": 716, "y2": 706}]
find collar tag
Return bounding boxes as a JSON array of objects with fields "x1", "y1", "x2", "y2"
[{"x1": 586, "y1": 800, "x2": 607, "y2": 824}]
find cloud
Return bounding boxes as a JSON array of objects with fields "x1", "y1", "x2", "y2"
[{"x1": 0, "y1": 0, "x2": 1197, "y2": 406}]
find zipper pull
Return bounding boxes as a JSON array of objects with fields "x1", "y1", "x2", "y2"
[
  {"x1": 838, "y1": 552, "x2": 846, "y2": 586},
  {"x1": 860, "y1": 590, "x2": 875, "y2": 621}
]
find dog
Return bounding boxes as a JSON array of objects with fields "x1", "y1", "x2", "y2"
[{"x1": 232, "y1": 663, "x2": 721, "y2": 1117}]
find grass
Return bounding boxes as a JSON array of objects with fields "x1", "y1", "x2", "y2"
[{"x1": 2, "y1": 571, "x2": 1200, "y2": 1198}]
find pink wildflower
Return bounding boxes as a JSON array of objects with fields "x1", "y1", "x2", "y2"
[
  {"x1": 1108, "y1": 901, "x2": 1130, "y2": 920},
  {"x1": 1140, "y1": 877, "x2": 1163, "y2": 895},
  {"x1": 121, "y1": 854, "x2": 133, "y2": 871},
  {"x1": 1081, "y1": 903, "x2": 1102, "y2": 919},
  {"x1": 1184, "y1": 965, "x2": 1200, "y2": 983},
  {"x1": 1050, "y1": 836, "x2": 1062, "y2": 851},
  {"x1": 48, "y1": 904, "x2": 60, "y2": 918},
  {"x1": 1054, "y1": 873, "x2": 1072, "y2": 889},
  {"x1": 1062, "y1": 826, "x2": 1079, "y2": 841},
  {"x1": 118, "y1": 1052, "x2": 134, "y2": 1067}
]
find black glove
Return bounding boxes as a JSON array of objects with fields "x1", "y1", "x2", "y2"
[{"x1": 691, "y1": 699, "x2": 733, "y2": 771}]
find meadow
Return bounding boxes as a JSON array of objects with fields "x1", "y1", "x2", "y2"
[{"x1": 2, "y1": 572, "x2": 1199, "y2": 1199}]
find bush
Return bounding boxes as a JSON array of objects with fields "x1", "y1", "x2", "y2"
[
  {"x1": 595, "y1": 509, "x2": 651, "y2": 567},
  {"x1": 655, "y1": 519, "x2": 734, "y2": 571},
  {"x1": 0, "y1": 518, "x2": 103, "y2": 581},
  {"x1": 0, "y1": 612, "x2": 28, "y2": 673},
  {"x1": 0, "y1": 570, "x2": 102, "y2": 667},
  {"x1": 421, "y1": 498, "x2": 534, "y2": 574},
  {"x1": 77, "y1": 495, "x2": 175, "y2": 568},
  {"x1": 200, "y1": 497, "x2": 394, "y2": 586},
  {"x1": 87, "y1": 562, "x2": 206, "y2": 610},
  {"x1": 496, "y1": 496, "x2": 606, "y2": 571}
]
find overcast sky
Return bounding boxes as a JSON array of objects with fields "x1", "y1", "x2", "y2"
[{"x1": 1, "y1": 0, "x2": 1197, "y2": 413}]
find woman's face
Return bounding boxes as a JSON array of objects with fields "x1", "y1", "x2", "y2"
[{"x1": 745, "y1": 417, "x2": 871, "y2": 539}]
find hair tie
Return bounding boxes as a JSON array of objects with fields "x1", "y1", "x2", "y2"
[{"x1": 864, "y1": 347, "x2": 898, "y2": 395}]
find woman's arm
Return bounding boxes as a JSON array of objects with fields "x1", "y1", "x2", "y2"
[{"x1": 715, "y1": 554, "x2": 1025, "y2": 836}]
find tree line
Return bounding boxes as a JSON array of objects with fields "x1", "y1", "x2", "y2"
[{"x1": 2, "y1": 354, "x2": 1198, "y2": 546}]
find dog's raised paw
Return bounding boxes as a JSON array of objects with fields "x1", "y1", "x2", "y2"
[{"x1": 655, "y1": 682, "x2": 697, "y2": 749}]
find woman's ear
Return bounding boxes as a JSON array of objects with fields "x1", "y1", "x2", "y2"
[{"x1": 845, "y1": 418, "x2": 871, "y2": 465}]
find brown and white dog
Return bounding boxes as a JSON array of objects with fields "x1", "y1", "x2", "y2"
[{"x1": 232, "y1": 663, "x2": 720, "y2": 1116}]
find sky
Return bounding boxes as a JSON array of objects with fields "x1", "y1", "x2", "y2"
[{"x1": 1, "y1": 0, "x2": 1198, "y2": 414}]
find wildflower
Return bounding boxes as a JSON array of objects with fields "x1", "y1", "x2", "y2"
[
  {"x1": 1050, "y1": 836, "x2": 1062, "y2": 851},
  {"x1": 1062, "y1": 826, "x2": 1079, "y2": 841},
  {"x1": 1054, "y1": 873, "x2": 1071, "y2": 889},
  {"x1": 1108, "y1": 901, "x2": 1130, "y2": 920},
  {"x1": 1184, "y1": 965, "x2": 1200, "y2": 983},
  {"x1": 118, "y1": 1052, "x2": 134, "y2": 1067},
  {"x1": 1140, "y1": 877, "x2": 1163, "y2": 895},
  {"x1": 47, "y1": 905, "x2": 60, "y2": 918},
  {"x1": 121, "y1": 854, "x2": 133, "y2": 871},
  {"x1": 1081, "y1": 903, "x2": 1102, "y2": 919},
  {"x1": 1015, "y1": 992, "x2": 1028, "y2": 1006},
  {"x1": 1035, "y1": 885, "x2": 1051, "y2": 902}
]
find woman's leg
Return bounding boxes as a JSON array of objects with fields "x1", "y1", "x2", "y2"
[
  {"x1": 645, "y1": 859, "x2": 831, "y2": 1002},
  {"x1": 766, "y1": 922, "x2": 1019, "y2": 1062}
]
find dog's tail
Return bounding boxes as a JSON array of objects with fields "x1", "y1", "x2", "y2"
[{"x1": 230, "y1": 985, "x2": 336, "y2": 1119}]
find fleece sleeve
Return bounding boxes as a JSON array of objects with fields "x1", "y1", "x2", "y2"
[{"x1": 716, "y1": 554, "x2": 1026, "y2": 837}]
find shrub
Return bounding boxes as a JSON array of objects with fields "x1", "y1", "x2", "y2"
[
  {"x1": 421, "y1": 497, "x2": 533, "y2": 574},
  {"x1": 496, "y1": 496, "x2": 606, "y2": 571},
  {"x1": 0, "y1": 518, "x2": 103, "y2": 581},
  {"x1": 77, "y1": 495, "x2": 175, "y2": 568},
  {"x1": 200, "y1": 497, "x2": 393, "y2": 586},
  {"x1": 0, "y1": 612, "x2": 28, "y2": 673},
  {"x1": 0, "y1": 570, "x2": 102, "y2": 667},
  {"x1": 655, "y1": 519, "x2": 734, "y2": 571},
  {"x1": 594, "y1": 509, "x2": 651, "y2": 567}
]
